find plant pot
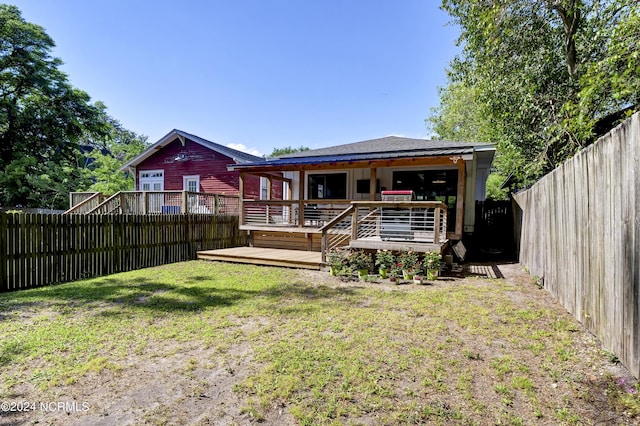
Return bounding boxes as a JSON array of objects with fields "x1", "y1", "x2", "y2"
[
  {"x1": 426, "y1": 269, "x2": 439, "y2": 281},
  {"x1": 389, "y1": 277, "x2": 398, "y2": 285},
  {"x1": 329, "y1": 266, "x2": 338, "y2": 276},
  {"x1": 402, "y1": 270, "x2": 414, "y2": 280},
  {"x1": 358, "y1": 269, "x2": 369, "y2": 280},
  {"x1": 379, "y1": 268, "x2": 388, "y2": 279}
]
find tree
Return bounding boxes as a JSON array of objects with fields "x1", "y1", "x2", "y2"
[
  {"x1": 77, "y1": 107, "x2": 147, "y2": 195},
  {"x1": 0, "y1": 5, "x2": 107, "y2": 209},
  {"x1": 267, "y1": 145, "x2": 309, "y2": 158},
  {"x1": 431, "y1": 0, "x2": 639, "y2": 188}
]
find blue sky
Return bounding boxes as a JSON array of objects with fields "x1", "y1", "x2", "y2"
[{"x1": 9, "y1": 1, "x2": 460, "y2": 156}]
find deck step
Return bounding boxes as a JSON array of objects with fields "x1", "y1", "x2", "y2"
[{"x1": 197, "y1": 247, "x2": 322, "y2": 270}]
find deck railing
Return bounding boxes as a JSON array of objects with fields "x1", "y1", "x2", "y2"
[
  {"x1": 65, "y1": 192, "x2": 105, "y2": 214},
  {"x1": 67, "y1": 191, "x2": 239, "y2": 215},
  {"x1": 241, "y1": 199, "x2": 351, "y2": 228},
  {"x1": 240, "y1": 199, "x2": 447, "y2": 261},
  {"x1": 320, "y1": 201, "x2": 448, "y2": 262}
]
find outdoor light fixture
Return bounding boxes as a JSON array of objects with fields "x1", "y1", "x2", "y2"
[{"x1": 174, "y1": 153, "x2": 187, "y2": 161}]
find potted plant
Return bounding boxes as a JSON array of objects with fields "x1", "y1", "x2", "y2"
[
  {"x1": 413, "y1": 274, "x2": 424, "y2": 285},
  {"x1": 397, "y1": 250, "x2": 419, "y2": 280},
  {"x1": 375, "y1": 249, "x2": 395, "y2": 279},
  {"x1": 424, "y1": 251, "x2": 442, "y2": 281},
  {"x1": 389, "y1": 262, "x2": 402, "y2": 284},
  {"x1": 348, "y1": 250, "x2": 373, "y2": 280},
  {"x1": 326, "y1": 248, "x2": 347, "y2": 276}
]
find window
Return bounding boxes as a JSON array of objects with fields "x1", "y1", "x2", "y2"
[
  {"x1": 183, "y1": 175, "x2": 200, "y2": 192},
  {"x1": 356, "y1": 179, "x2": 380, "y2": 194},
  {"x1": 139, "y1": 170, "x2": 164, "y2": 191},
  {"x1": 308, "y1": 173, "x2": 347, "y2": 199},
  {"x1": 260, "y1": 177, "x2": 269, "y2": 200}
]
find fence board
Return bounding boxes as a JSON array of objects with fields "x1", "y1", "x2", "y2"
[
  {"x1": 1, "y1": 213, "x2": 246, "y2": 292},
  {"x1": 514, "y1": 112, "x2": 640, "y2": 378}
]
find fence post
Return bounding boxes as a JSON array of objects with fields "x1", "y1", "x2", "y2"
[{"x1": 0, "y1": 213, "x2": 7, "y2": 292}]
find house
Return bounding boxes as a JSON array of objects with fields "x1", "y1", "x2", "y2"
[
  {"x1": 120, "y1": 129, "x2": 271, "y2": 199},
  {"x1": 218, "y1": 136, "x2": 495, "y2": 263}
]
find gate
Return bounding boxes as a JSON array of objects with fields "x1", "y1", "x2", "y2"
[{"x1": 473, "y1": 200, "x2": 515, "y2": 260}]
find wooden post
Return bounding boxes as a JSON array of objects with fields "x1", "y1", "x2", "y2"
[
  {"x1": 351, "y1": 205, "x2": 358, "y2": 241},
  {"x1": 370, "y1": 167, "x2": 377, "y2": 201},
  {"x1": 433, "y1": 207, "x2": 441, "y2": 243},
  {"x1": 238, "y1": 172, "x2": 245, "y2": 225},
  {"x1": 143, "y1": 192, "x2": 148, "y2": 215},
  {"x1": 267, "y1": 176, "x2": 272, "y2": 200},
  {"x1": 182, "y1": 191, "x2": 188, "y2": 214},
  {"x1": 0, "y1": 213, "x2": 6, "y2": 292},
  {"x1": 213, "y1": 194, "x2": 219, "y2": 215},
  {"x1": 456, "y1": 160, "x2": 466, "y2": 238},
  {"x1": 298, "y1": 170, "x2": 305, "y2": 227},
  {"x1": 119, "y1": 193, "x2": 125, "y2": 214},
  {"x1": 321, "y1": 231, "x2": 327, "y2": 263}
]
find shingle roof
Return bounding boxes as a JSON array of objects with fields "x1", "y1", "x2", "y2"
[
  {"x1": 120, "y1": 129, "x2": 262, "y2": 170},
  {"x1": 230, "y1": 136, "x2": 494, "y2": 169},
  {"x1": 276, "y1": 136, "x2": 493, "y2": 159}
]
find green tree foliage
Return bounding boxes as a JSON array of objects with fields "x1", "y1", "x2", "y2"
[
  {"x1": 485, "y1": 173, "x2": 509, "y2": 201},
  {"x1": 0, "y1": 5, "x2": 107, "y2": 209},
  {"x1": 267, "y1": 145, "x2": 309, "y2": 158},
  {"x1": 77, "y1": 107, "x2": 147, "y2": 195},
  {"x1": 430, "y1": 0, "x2": 639, "y2": 188}
]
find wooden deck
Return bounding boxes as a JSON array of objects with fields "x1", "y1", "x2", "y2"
[{"x1": 197, "y1": 247, "x2": 322, "y2": 270}]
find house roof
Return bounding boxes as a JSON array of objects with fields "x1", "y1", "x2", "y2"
[
  {"x1": 229, "y1": 136, "x2": 495, "y2": 170},
  {"x1": 120, "y1": 129, "x2": 263, "y2": 170}
]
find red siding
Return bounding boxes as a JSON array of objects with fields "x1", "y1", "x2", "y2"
[
  {"x1": 135, "y1": 138, "x2": 254, "y2": 196},
  {"x1": 135, "y1": 137, "x2": 282, "y2": 198}
]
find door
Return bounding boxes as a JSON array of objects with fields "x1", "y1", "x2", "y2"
[{"x1": 140, "y1": 170, "x2": 164, "y2": 212}]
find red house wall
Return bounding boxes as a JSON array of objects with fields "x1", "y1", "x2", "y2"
[{"x1": 135, "y1": 138, "x2": 282, "y2": 199}]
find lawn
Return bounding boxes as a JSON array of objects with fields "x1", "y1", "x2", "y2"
[{"x1": 0, "y1": 261, "x2": 638, "y2": 425}]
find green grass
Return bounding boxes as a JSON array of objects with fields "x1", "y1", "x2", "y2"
[{"x1": 0, "y1": 261, "x2": 635, "y2": 424}]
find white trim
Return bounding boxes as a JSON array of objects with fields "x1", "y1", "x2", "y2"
[
  {"x1": 139, "y1": 169, "x2": 164, "y2": 191},
  {"x1": 183, "y1": 175, "x2": 200, "y2": 192},
  {"x1": 259, "y1": 176, "x2": 269, "y2": 200}
]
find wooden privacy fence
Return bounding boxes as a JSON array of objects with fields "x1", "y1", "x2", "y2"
[
  {"x1": 0, "y1": 213, "x2": 246, "y2": 292},
  {"x1": 514, "y1": 112, "x2": 640, "y2": 378}
]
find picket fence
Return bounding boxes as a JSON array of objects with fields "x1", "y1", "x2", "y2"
[{"x1": 0, "y1": 213, "x2": 246, "y2": 292}]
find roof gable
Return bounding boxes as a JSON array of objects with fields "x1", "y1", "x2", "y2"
[{"x1": 120, "y1": 129, "x2": 262, "y2": 170}]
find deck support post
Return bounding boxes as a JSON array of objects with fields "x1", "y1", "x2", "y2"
[
  {"x1": 370, "y1": 167, "x2": 377, "y2": 201},
  {"x1": 142, "y1": 192, "x2": 148, "y2": 215},
  {"x1": 182, "y1": 191, "x2": 188, "y2": 214},
  {"x1": 239, "y1": 172, "x2": 245, "y2": 225},
  {"x1": 298, "y1": 170, "x2": 305, "y2": 227},
  {"x1": 351, "y1": 204, "x2": 358, "y2": 242},
  {"x1": 455, "y1": 161, "x2": 466, "y2": 238},
  {"x1": 434, "y1": 207, "x2": 441, "y2": 243}
]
